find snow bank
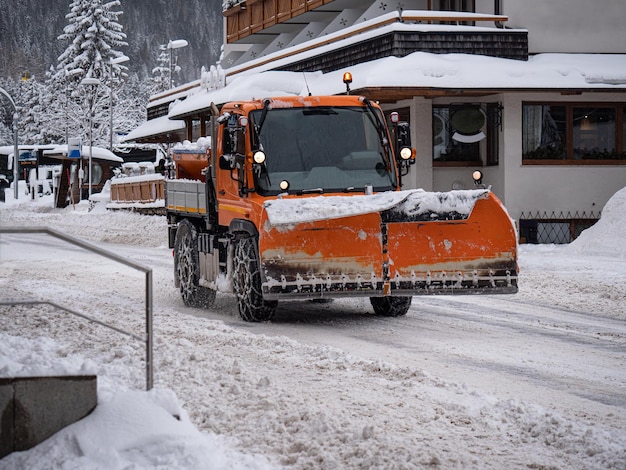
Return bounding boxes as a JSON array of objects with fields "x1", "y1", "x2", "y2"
[
  {"x1": 0, "y1": 197, "x2": 168, "y2": 247},
  {"x1": 566, "y1": 186, "x2": 626, "y2": 258},
  {"x1": 0, "y1": 333, "x2": 275, "y2": 470}
]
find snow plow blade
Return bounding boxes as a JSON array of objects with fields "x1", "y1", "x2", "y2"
[{"x1": 259, "y1": 189, "x2": 518, "y2": 300}]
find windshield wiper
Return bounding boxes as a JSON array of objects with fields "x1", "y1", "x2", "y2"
[
  {"x1": 252, "y1": 98, "x2": 272, "y2": 149},
  {"x1": 344, "y1": 185, "x2": 379, "y2": 194},
  {"x1": 298, "y1": 188, "x2": 324, "y2": 194},
  {"x1": 256, "y1": 98, "x2": 271, "y2": 133}
]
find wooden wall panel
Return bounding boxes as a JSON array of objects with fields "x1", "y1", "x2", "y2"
[
  {"x1": 291, "y1": 0, "x2": 306, "y2": 16},
  {"x1": 226, "y1": 13, "x2": 240, "y2": 42},
  {"x1": 250, "y1": 3, "x2": 264, "y2": 33},
  {"x1": 264, "y1": 0, "x2": 277, "y2": 28},
  {"x1": 277, "y1": 0, "x2": 291, "y2": 21}
]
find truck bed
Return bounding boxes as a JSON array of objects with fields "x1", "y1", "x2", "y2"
[{"x1": 166, "y1": 180, "x2": 206, "y2": 216}]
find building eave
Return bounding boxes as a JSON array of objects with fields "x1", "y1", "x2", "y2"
[{"x1": 354, "y1": 86, "x2": 626, "y2": 103}]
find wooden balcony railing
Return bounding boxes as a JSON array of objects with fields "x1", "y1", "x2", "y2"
[
  {"x1": 224, "y1": 1, "x2": 507, "y2": 43},
  {"x1": 225, "y1": 0, "x2": 335, "y2": 42}
]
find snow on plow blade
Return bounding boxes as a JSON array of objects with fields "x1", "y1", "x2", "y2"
[{"x1": 260, "y1": 189, "x2": 518, "y2": 300}]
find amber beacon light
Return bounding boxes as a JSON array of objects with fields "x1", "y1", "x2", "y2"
[{"x1": 343, "y1": 72, "x2": 352, "y2": 94}]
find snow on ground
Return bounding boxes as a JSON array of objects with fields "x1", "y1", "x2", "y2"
[{"x1": 0, "y1": 187, "x2": 625, "y2": 469}]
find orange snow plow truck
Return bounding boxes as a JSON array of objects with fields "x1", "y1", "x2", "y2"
[{"x1": 167, "y1": 94, "x2": 518, "y2": 321}]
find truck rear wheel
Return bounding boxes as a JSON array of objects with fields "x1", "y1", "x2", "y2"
[
  {"x1": 174, "y1": 220, "x2": 216, "y2": 308},
  {"x1": 233, "y1": 236, "x2": 277, "y2": 322},
  {"x1": 370, "y1": 296, "x2": 412, "y2": 317}
]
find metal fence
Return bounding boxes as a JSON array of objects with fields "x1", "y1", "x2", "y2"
[
  {"x1": 0, "y1": 226, "x2": 153, "y2": 390},
  {"x1": 519, "y1": 210, "x2": 600, "y2": 244}
]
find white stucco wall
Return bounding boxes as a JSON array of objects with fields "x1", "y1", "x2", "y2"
[
  {"x1": 396, "y1": 91, "x2": 625, "y2": 222},
  {"x1": 501, "y1": 92, "x2": 626, "y2": 221},
  {"x1": 410, "y1": 97, "x2": 434, "y2": 191},
  {"x1": 503, "y1": 0, "x2": 626, "y2": 54}
]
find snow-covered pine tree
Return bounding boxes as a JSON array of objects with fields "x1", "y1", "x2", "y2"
[
  {"x1": 113, "y1": 72, "x2": 149, "y2": 146},
  {"x1": 40, "y1": 66, "x2": 85, "y2": 145},
  {"x1": 54, "y1": 0, "x2": 129, "y2": 148},
  {"x1": 150, "y1": 44, "x2": 171, "y2": 95},
  {"x1": 57, "y1": 0, "x2": 128, "y2": 84},
  {"x1": 0, "y1": 78, "x2": 18, "y2": 145},
  {"x1": 17, "y1": 75, "x2": 46, "y2": 144}
]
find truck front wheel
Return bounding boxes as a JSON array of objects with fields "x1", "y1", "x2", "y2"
[
  {"x1": 370, "y1": 296, "x2": 412, "y2": 317},
  {"x1": 174, "y1": 220, "x2": 216, "y2": 308},
  {"x1": 233, "y1": 236, "x2": 277, "y2": 322}
]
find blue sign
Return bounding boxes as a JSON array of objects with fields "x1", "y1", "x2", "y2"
[{"x1": 68, "y1": 137, "x2": 81, "y2": 159}]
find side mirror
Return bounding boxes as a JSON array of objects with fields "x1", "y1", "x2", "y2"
[
  {"x1": 396, "y1": 121, "x2": 412, "y2": 149},
  {"x1": 219, "y1": 154, "x2": 233, "y2": 170},
  {"x1": 395, "y1": 122, "x2": 415, "y2": 166}
]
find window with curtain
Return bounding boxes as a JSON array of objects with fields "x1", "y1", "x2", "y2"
[
  {"x1": 523, "y1": 102, "x2": 626, "y2": 163},
  {"x1": 522, "y1": 105, "x2": 566, "y2": 160}
]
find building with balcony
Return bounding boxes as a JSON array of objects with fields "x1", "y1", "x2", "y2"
[{"x1": 124, "y1": 0, "x2": 626, "y2": 243}]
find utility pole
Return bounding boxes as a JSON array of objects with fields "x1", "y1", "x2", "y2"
[
  {"x1": 167, "y1": 39, "x2": 188, "y2": 88},
  {"x1": 0, "y1": 86, "x2": 19, "y2": 200},
  {"x1": 108, "y1": 55, "x2": 129, "y2": 150},
  {"x1": 81, "y1": 78, "x2": 101, "y2": 200}
]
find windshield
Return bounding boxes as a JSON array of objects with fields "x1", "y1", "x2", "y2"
[{"x1": 250, "y1": 106, "x2": 397, "y2": 194}]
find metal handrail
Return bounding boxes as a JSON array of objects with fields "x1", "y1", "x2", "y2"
[{"x1": 0, "y1": 226, "x2": 153, "y2": 390}]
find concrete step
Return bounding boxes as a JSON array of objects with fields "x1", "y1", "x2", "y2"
[{"x1": 0, "y1": 375, "x2": 97, "y2": 458}]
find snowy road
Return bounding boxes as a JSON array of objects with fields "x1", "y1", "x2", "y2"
[
  {"x1": 193, "y1": 291, "x2": 626, "y2": 432},
  {"x1": 2, "y1": 201, "x2": 625, "y2": 468},
  {"x1": 92, "y1": 231, "x2": 626, "y2": 452}
]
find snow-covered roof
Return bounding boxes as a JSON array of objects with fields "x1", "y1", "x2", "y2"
[
  {"x1": 168, "y1": 52, "x2": 626, "y2": 120},
  {"x1": 0, "y1": 144, "x2": 121, "y2": 163},
  {"x1": 147, "y1": 79, "x2": 202, "y2": 110},
  {"x1": 334, "y1": 52, "x2": 626, "y2": 91},
  {"x1": 168, "y1": 71, "x2": 319, "y2": 119},
  {"x1": 43, "y1": 145, "x2": 123, "y2": 163},
  {"x1": 121, "y1": 115, "x2": 186, "y2": 143},
  {"x1": 0, "y1": 144, "x2": 56, "y2": 156}
]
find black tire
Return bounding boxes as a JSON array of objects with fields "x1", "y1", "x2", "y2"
[
  {"x1": 232, "y1": 236, "x2": 277, "y2": 322},
  {"x1": 370, "y1": 296, "x2": 412, "y2": 317},
  {"x1": 174, "y1": 220, "x2": 216, "y2": 308}
]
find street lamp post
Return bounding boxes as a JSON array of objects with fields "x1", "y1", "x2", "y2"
[
  {"x1": 167, "y1": 39, "x2": 188, "y2": 88},
  {"x1": 108, "y1": 55, "x2": 129, "y2": 150},
  {"x1": 65, "y1": 68, "x2": 84, "y2": 145},
  {"x1": 0, "y1": 86, "x2": 18, "y2": 200},
  {"x1": 80, "y1": 77, "x2": 101, "y2": 200}
]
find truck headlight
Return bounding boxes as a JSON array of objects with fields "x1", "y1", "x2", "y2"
[
  {"x1": 472, "y1": 170, "x2": 483, "y2": 185},
  {"x1": 400, "y1": 147, "x2": 412, "y2": 160},
  {"x1": 253, "y1": 151, "x2": 266, "y2": 164}
]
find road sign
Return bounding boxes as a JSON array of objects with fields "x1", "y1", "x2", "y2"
[{"x1": 68, "y1": 138, "x2": 81, "y2": 159}]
